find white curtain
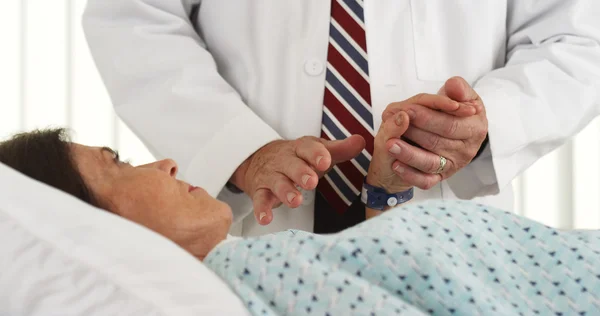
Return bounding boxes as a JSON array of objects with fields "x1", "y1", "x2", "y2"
[
  {"x1": 0, "y1": 0, "x2": 156, "y2": 165},
  {"x1": 1, "y1": 0, "x2": 599, "y2": 229}
]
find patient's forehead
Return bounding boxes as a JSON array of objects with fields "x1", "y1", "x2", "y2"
[{"x1": 69, "y1": 143, "x2": 115, "y2": 184}]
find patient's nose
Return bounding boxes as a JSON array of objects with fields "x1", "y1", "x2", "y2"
[{"x1": 148, "y1": 159, "x2": 178, "y2": 177}]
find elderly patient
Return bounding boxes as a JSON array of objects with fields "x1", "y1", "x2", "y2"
[{"x1": 1, "y1": 114, "x2": 599, "y2": 314}]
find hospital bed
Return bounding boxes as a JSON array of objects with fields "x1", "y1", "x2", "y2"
[{"x1": 0, "y1": 162, "x2": 250, "y2": 316}]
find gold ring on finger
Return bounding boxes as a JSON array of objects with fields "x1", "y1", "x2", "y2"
[{"x1": 434, "y1": 156, "x2": 447, "y2": 174}]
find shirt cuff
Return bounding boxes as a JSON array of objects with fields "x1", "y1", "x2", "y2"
[
  {"x1": 447, "y1": 140, "x2": 500, "y2": 199},
  {"x1": 182, "y1": 110, "x2": 282, "y2": 198}
]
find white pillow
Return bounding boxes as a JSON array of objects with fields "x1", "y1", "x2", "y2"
[{"x1": 0, "y1": 163, "x2": 250, "y2": 316}]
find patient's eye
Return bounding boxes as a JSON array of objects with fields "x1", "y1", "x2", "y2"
[
  {"x1": 120, "y1": 158, "x2": 132, "y2": 166},
  {"x1": 111, "y1": 150, "x2": 132, "y2": 166},
  {"x1": 112, "y1": 150, "x2": 120, "y2": 162},
  {"x1": 101, "y1": 147, "x2": 130, "y2": 166}
]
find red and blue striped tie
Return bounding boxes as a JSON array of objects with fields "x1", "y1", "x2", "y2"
[{"x1": 317, "y1": 0, "x2": 374, "y2": 214}]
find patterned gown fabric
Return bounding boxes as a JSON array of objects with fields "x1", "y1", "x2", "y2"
[{"x1": 205, "y1": 200, "x2": 600, "y2": 315}]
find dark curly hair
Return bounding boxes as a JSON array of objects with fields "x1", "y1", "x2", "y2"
[{"x1": 0, "y1": 128, "x2": 99, "y2": 207}]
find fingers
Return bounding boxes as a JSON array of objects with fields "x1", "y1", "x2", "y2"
[
  {"x1": 382, "y1": 95, "x2": 478, "y2": 124},
  {"x1": 295, "y1": 138, "x2": 332, "y2": 172},
  {"x1": 252, "y1": 171, "x2": 304, "y2": 225},
  {"x1": 429, "y1": 84, "x2": 478, "y2": 117},
  {"x1": 268, "y1": 172, "x2": 303, "y2": 208},
  {"x1": 280, "y1": 156, "x2": 320, "y2": 190},
  {"x1": 252, "y1": 189, "x2": 279, "y2": 225},
  {"x1": 402, "y1": 126, "x2": 461, "y2": 155},
  {"x1": 382, "y1": 93, "x2": 459, "y2": 122},
  {"x1": 321, "y1": 134, "x2": 366, "y2": 165},
  {"x1": 381, "y1": 111, "x2": 410, "y2": 140},
  {"x1": 392, "y1": 160, "x2": 442, "y2": 190},
  {"x1": 405, "y1": 106, "x2": 472, "y2": 140},
  {"x1": 248, "y1": 135, "x2": 366, "y2": 227},
  {"x1": 443, "y1": 76, "x2": 484, "y2": 114},
  {"x1": 444, "y1": 103, "x2": 478, "y2": 117},
  {"x1": 387, "y1": 138, "x2": 453, "y2": 175},
  {"x1": 294, "y1": 135, "x2": 365, "y2": 178},
  {"x1": 444, "y1": 76, "x2": 480, "y2": 103},
  {"x1": 409, "y1": 93, "x2": 462, "y2": 112}
]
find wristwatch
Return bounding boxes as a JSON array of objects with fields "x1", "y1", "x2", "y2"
[{"x1": 360, "y1": 179, "x2": 414, "y2": 211}]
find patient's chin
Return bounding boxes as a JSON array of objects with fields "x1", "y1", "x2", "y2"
[
  {"x1": 208, "y1": 200, "x2": 234, "y2": 229},
  {"x1": 220, "y1": 204, "x2": 234, "y2": 225},
  {"x1": 185, "y1": 227, "x2": 230, "y2": 261},
  {"x1": 177, "y1": 213, "x2": 232, "y2": 261}
]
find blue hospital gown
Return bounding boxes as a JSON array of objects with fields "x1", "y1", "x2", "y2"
[{"x1": 204, "y1": 200, "x2": 600, "y2": 315}]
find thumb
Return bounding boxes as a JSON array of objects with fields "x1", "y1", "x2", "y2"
[
  {"x1": 444, "y1": 76, "x2": 479, "y2": 102},
  {"x1": 381, "y1": 111, "x2": 410, "y2": 140},
  {"x1": 439, "y1": 76, "x2": 482, "y2": 116},
  {"x1": 322, "y1": 134, "x2": 366, "y2": 165}
]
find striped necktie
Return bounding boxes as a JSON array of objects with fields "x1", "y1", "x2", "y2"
[{"x1": 317, "y1": 0, "x2": 374, "y2": 214}]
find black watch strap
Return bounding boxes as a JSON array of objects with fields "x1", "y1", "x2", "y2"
[
  {"x1": 225, "y1": 181, "x2": 244, "y2": 194},
  {"x1": 473, "y1": 134, "x2": 489, "y2": 161}
]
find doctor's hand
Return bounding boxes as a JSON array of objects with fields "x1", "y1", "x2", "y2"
[
  {"x1": 231, "y1": 135, "x2": 365, "y2": 225},
  {"x1": 381, "y1": 77, "x2": 488, "y2": 189}
]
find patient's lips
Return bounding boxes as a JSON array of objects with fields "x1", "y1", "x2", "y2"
[{"x1": 188, "y1": 185, "x2": 200, "y2": 193}]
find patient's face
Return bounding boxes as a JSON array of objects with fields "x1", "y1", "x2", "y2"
[{"x1": 70, "y1": 143, "x2": 232, "y2": 260}]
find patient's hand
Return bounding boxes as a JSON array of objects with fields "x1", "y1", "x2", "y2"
[
  {"x1": 231, "y1": 135, "x2": 365, "y2": 225},
  {"x1": 365, "y1": 111, "x2": 413, "y2": 219},
  {"x1": 367, "y1": 111, "x2": 412, "y2": 194}
]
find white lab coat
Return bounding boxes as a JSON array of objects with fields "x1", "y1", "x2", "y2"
[{"x1": 83, "y1": 1, "x2": 600, "y2": 237}]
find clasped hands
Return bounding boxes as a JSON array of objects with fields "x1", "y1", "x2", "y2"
[{"x1": 230, "y1": 77, "x2": 489, "y2": 225}]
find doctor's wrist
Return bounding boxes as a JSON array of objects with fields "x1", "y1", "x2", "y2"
[
  {"x1": 471, "y1": 133, "x2": 489, "y2": 162},
  {"x1": 230, "y1": 156, "x2": 252, "y2": 194}
]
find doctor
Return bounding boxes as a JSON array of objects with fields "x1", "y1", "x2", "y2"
[{"x1": 83, "y1": 1, "x2": 600, "y2": 236}]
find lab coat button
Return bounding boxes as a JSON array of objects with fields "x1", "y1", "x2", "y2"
[{"x1": 304, "y1": 59, "x2": 324, "y2": 76}]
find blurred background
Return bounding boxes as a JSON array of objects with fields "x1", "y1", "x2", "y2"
[{"x1": 1, "y1": 1, "x2": 599, "y2": 229}]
